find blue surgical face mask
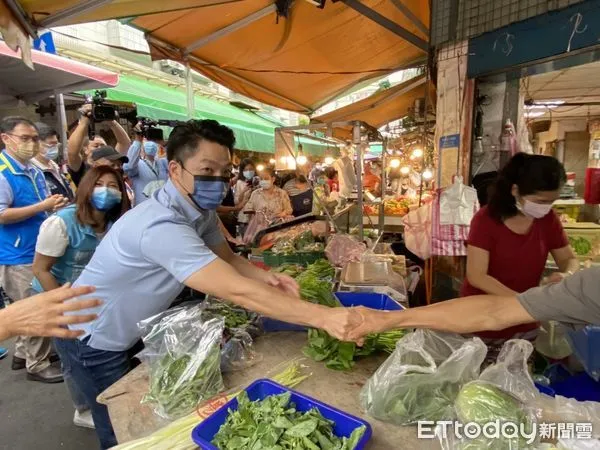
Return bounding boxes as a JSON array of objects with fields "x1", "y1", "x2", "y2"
[
  {"x1": 243, "y1": 170, "x2": 255, "y2": 180},
  {"x1": 181, "y1": 165, "x2": 228, "y2": 210},
  {"x1": 144, "y1": 142, "x2": 158, "y2": 158},
  {"x1": 44, "y1": 146, "x2": 59, "y2": 161},
  {"x1": 92, "y1": 187, "x2": 122, "y2": 211}
]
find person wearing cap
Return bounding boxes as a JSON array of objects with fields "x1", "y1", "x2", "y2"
[
  {"x1": 90, "y1": 146, "x2": 135, "y2": 205},
  {"x1": 123, "y1": 127, "x2": 168, "y2": 206},
  {"x1": 66, "y1": 103, "x2": 131, "y2": 187}
]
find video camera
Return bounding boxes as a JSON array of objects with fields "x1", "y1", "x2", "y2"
[
  {"x1": 84, "y1": 90, "x2": 117, "y2": 122},
  {"x1": 135, "y1": 117, "x2": 186, "y2": 142}
]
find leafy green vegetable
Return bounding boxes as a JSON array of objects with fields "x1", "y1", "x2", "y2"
[
  {"x1": 212, "y1": 391, "x2": 365, "y2": 450},
  {"x1": 455, "y1": 381, "x2": 533, "y2": 450},
  {"x1": 569, "y1": 236, "x2": 592, "y2": 256},
  {"x1": 143, "y1": 343, "x2": 223, "y2": 418}
]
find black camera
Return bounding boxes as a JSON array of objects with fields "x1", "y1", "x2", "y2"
[
  {"x1": 137, "y1": 117, "x2": 164, "y2": 142},
  {"x1": 85, "y1": 90, "x2": 116, "y2": 122}
]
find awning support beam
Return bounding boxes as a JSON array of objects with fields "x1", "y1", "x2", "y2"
[
  {"x1": 146, "y1": 35, "x2": 312, "y2": 113},
  {"x1": 390, "y1": 0, "x2": 429, "y2": 37},
  {"x1": 4, "y1": 0, "x2": 38, "y2": 37},
  {"x1": 341, "y1": 0, "x2": 428, "y2": 52},
  {"x1": 184, "y1": 4, "x2": 277, "y2": 54},
  {"x1": 39, "y1": 0, "x2": 111, "y2": 27}
]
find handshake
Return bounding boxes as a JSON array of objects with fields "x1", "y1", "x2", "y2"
[{"x1": 317, "y1": 306, "x2": 396, "y2": 344}]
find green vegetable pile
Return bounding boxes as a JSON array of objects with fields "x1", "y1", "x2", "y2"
[
  {"x1": 271, "y1": 231, "x2": 325, "y2": 255},
  {"x1": 292, "y1": 260, "x2": 405, "y2": 371},
  {"x1": 202, "y1": 300, "x2": 258, "y2": 331},
  {"x1": 212, "y1": 391, "x2": 365, "y2": 450},
  {"x1": 144, "y1": 343, "x2": 223, "y2": 419},
  {"x1": 569, "y1": 236, "x2": 592, "y2": 256}
]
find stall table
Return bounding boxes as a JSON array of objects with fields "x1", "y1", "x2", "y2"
[{"x1": 98, "y1": 331, "x2": 429, "y2": 449}]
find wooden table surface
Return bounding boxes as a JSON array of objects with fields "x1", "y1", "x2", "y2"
[{"x1": 98, "y1": 331, "x2": 437, "y2": 449}]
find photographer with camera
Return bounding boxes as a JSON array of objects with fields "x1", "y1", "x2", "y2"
[
  {"x1": 123, "y1": 122, "x2": 168, "y2": 206},
  {"x1": 66, "y1": 101, "x2": 131, "y2": 187}
]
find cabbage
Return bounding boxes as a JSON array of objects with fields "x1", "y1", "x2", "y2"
[{"x1": 455, "y1": 381, "x2": 534, "y2": 450}]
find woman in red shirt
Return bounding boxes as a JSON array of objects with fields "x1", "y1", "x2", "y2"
[{"x1": 462, "y1": 153, "x2": 578, "y2": 342}]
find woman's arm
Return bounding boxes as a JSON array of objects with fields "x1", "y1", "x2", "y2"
[
  {"x1": 466, "y1": 245, "x2": 518, "y2": 296},
  {"x1": 550, "y1": 245, "x2": 579, "y2": 275},
  {"x1": 32, "y1": 253, "x2": 61, "y2": 292},
  {"x1": 108, "y1": 120, "x2": 132, "y2": 154},
  {"x1": 280, "y1": 190, "x2": 293, "y2": 217}
]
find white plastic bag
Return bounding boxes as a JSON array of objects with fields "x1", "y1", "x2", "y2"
[
  {"x1": 138, "y1": 305, "x2": 225, "y2": 419},
  {"x1": 402, "y1": 201, "x2": 432, "y2": 260},
  {"x1": 439, "y1": 177, "x2": 479, "y2": 226},
  {"x1": 360, "y1": 330, "x2": 487, "y2": 425}
]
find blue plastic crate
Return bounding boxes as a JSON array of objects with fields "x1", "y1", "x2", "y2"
[
  {"x1": 191, "y1": 379, "x2": 372, "y2": 449},
  {"x1": 262, "y1": 292, "x2": 404, "y2": 332},
  {"x1": 567, "y1": 326, "x2": 600, "y2": 381},
  {"x1": 551, "y1": 372, "x2": 600, "y2": 402}
]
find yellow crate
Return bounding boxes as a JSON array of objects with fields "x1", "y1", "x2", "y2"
[
  {"x1": 553, "y1": 204, "x2": 581, "y2": 221},
  {"x1": 564, "y1": 223, "x2": 600, "y2": 261}
]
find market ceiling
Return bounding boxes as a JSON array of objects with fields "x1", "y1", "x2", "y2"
[{"x1": 1, "y1": 0, "x2": 429, "y2": 114}]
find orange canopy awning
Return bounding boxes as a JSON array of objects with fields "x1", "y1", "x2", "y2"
[
  {"x1": 310, "y1": 74, "x2": 434, "y2": 139},
  {"x1": 2, "y1": 0, "x2": 429, "y2": 113}
]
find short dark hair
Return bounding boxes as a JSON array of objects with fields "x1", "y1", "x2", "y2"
[
  {"x1": 76, "y1": 166, "x2": 131, "y2": 227},
  {"x1": 34, "y1": 122, "x2": 58, "y2": 141},
  {"x1": 488, "y1": 153, "x2": 566, "y2": 221},
  {"x1": 240, "y1": 158, "x2": 255, "y2": 172},
  {"x1": 1, "y1": 116, "x2": 37, "y2": 134},
  {"x1": 325, "y1": 167, "x2": 338, "y2": 180},
  {"x1": 166, "y1": 119, "x2": 235, "y2": 163}
]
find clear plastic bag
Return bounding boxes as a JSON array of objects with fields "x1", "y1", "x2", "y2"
[
  {"x1": 439, "y1": 340, "x2": 541, "y2": 450},
  {"x1": 325, "y1": 234, "x2": 366, "y2": 267},
  {"x1": 360, "y1": 329, "x2": 487, "y2": 425},
  {"x1": 535, "y1": 393, "x2": 600, "y2": 439},
  {"x1": 138, "y1": 305, "x2": 225, "y2": 419},
  {"x1": 220, "y1": 328, "x2": 262, "y2": 373}
]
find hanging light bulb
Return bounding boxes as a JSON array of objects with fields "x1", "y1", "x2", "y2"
[
  {"x1": 389, "y1": 159, "x2": 401, "y2": 168},
  {"x1": 422, "y1": 169, "x2": 433, "y2": 180},
  {"x1": 411, "y1": 148, "x2": 423, "y2": 159},
  {"x1": 297, "y1": 155, "x2": 308, "y2": 166},
  {"x1": 256, "y1": 164, "x2": 265, "y2": 172},
  {"x1": 324, "y1": 156, "x2": 334, "y2": 165},
  {"x1": 400, "y1": 166, "x2": 410, "y2": 175},
  {"x1": 269, "y1": 158, "x2": 276, "y2": 165}
]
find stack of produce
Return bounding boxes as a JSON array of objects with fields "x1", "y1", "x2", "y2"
[
  {"x1": 271, "y1": 230, "x2": 325, "y2": 255},
  {"x1": 212, "y1": 391, "x2": 365, "y2": 450},
  {"x1": 364, "y1": 198, "x2": 411, "y2": 216},
  {"x1": 285, "y1": 260, "x2": 407, "y2": 371}
]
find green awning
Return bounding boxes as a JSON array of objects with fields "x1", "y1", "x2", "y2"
[{"x1": 83, "y1": 74, "x2": 329, "y2": 155}]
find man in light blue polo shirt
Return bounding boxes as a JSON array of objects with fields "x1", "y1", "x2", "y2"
[{"x1": 54, "y1": 119, "x2": 362, "y2": 449}]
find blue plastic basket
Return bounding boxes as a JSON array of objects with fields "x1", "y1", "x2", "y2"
[
  {"x1": 191, "y1": 379, "x2": 373, "y2": 449},
  {"x1": 551, "y1": 372, "x2": 600, "y2": 402},
  {"x1": 567, "y1": 326, "x2": 600, "y2": 381},
  {"x1": 261, "y1": 292, "x2": 404, "y2": 332}
]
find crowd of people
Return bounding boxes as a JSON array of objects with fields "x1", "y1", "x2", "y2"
[{"x1": 0, "y1": 110, "x2": 599, "y2": 450}]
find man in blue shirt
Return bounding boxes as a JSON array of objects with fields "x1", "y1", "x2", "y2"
[
  {"x1": 58, "y1": 119, "x2": 362, "y2": 449},
  {"x1": 123, "y1": 127, "x2": 168, "y2": 206},
  {"x1": 0, "y1": 116, "x2": 69, "y2": 383}
]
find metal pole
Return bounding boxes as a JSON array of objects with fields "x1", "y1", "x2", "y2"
[
  {"x1": 379, "y1": 138, "x2": 387, "y2": 237},
  {"x1": 55, "y1": 91, "x2": 68, "y2": 165},
  {"x1": 185, "y1": 61, "x2": 195, "y2": 120},
  {"x1": 353, "y1": 122, "x2": 364, "y2": 242}
]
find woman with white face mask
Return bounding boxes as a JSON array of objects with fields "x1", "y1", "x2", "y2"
[
  {"x1": 31, "y1": 123, "x2": 74, "y2": 202},
  {"x1": 462, "y1": 152, "x2": 578, "y2": 345},
  {"x1": 244, "y1": 167, "x2": 292, "y2": 222}
]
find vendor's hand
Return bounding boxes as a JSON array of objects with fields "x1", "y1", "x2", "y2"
[
  {"x1": 227, "y1": 236, "x2": 244, "y2": 246},
  {"x1": 41, "y1": 194, "x2": 69, "y2": 212},
  {"x1": 346, "y1": 307, "x2": 390, "y2": 342},
  {"x1": 266, "y1": 272, "x2": 300, "y2": 298},
  {"x1": 319, "y1": 307, "x2": 365, "y2": 343},
  {"x1": 3, "y1": 284, "x2": 102, "y2": 340}
]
